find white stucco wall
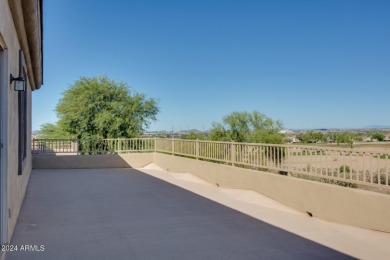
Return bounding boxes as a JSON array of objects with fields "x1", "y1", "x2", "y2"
[{"x1": 0, "y1": 0, "x2": 34, "y2": 243}]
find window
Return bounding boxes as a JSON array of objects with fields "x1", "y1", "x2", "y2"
[{"x1": 18, "y1": 53, "x2": 27, "y2": 175}]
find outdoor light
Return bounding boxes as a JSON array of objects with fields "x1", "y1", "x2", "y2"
[
  {"x1": 10, "y1": 50, "x2": 26, "y2": 91},
  {"x1": 10, "y1": 74, "x2": 25, "y2": 91}
]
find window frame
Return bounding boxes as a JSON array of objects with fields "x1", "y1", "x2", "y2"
[{"x1": 17, "y1": 50, "x2": 27, "y2": 176}]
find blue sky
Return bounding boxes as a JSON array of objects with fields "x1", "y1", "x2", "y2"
[{"x1": 33, "y1": 0, "x2": 390, "y2": 131}]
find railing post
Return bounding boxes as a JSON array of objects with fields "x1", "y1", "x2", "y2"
[
  {"x1": 231, "y1": 141, "x2": 235, "y2": 166},
  {"x1": 154, "y1": 138, "x2": 157, "y2": 152},
  {"x1": 117, "y1": 138, "x2": 121, "y2": 154},
  {"x1": 196, "y1": 139, "x2": 199, "y2": 160},
  {"x1": 76, "y1": 139, "x2": 80, "y2": 155},
  {"x1": 171, "y1": 139, "x2": 174, "y2": 155},
  {"x1": 286, "y1": 146, "x2": 291, "y2": 176}
]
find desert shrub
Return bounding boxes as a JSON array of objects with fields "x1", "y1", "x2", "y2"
[{"x1": 339, "y1": 165, "x2": 350, "y2": 173}]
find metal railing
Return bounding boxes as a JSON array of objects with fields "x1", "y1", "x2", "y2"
[
  {"x1": 32, "y1": 138, "x2": 390, "y2": 191},
  {"x1": 153, "y1": 139, "x2": 390, "y2": 191},
  {"x1": 32, "y1": 138, "x2": 155, "y2": 155}
]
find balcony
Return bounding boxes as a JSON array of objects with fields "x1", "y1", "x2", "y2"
[
  {"x1": 4, "y1": 139, "x2": 390, "y2": 259},
  {"x1": 31, "y1": 138, "x2": 390, "y2": 193}
]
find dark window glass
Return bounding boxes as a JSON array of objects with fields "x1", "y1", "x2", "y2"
[{"x1": 18, "y1": 71, "x2": 27, "y2": 175}]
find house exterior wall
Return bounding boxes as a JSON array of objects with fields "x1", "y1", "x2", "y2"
[{"x1": 0, "y1": 0, "x2": 42, "y2": 246}]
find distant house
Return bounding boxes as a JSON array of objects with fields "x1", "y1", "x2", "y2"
[
  {"x1": 291, "y1": 137, "x2": 300, "y2": 143},
  {"x1": 279, "y1": 130, "x2": 295, "y2": 134},
  {"x1": 0, "y1": 0, "x2": 43, "y2": 248},
  {"x1": 286, "y1": 136, "x2": 300, "y2": 143},
  {"x1": 361, "y1": 136, "x2": 372, "y2": 142},
  {"x1": 384, "y1": 133, "x2": 390, "y2": 141}
]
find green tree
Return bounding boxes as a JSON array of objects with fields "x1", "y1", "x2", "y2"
[
  {"x1": 312, "y1": 132, "x2": 325, "y2": 142},
  {"x1": 209, "y1": 111, "x2": 284, "y2": 144},
  {"x1": 209, "y1": 122, "x2": 231, "y2": 141},
  {"x1": 297, "y1": 133, "x2": 310, "y2": 143},
  {"x1": 39, "y1": 123, "x2": 74, "y2": 139},
  {"x1": 50, "y1": 76, "x2": 159, "y2": 139},
  {"x1": 297, "y1": 131, "x2": 325, "y2": 143},
  {"x1": 336, "y1": 132, "x2": 357, "y2": 148},
  {"x1": 183, "y1": 131, "x2": 206, "y2": 140},
  {"x1": 223, "y1": 112, "x2": 252, "y2": 142},
  {"x1": 371, "y1": 133, "x2": 385, "y2": 141},
  {"x1": 325, "y1": 132, "x2": 337, "y2": 143}
]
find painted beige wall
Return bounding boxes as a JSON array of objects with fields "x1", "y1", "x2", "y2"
[
  {"x1": 33, "y1": 153, "x2": 154, "y2": 169},
  {"x1": 0, "y1": 0, "x2": 34, "y2": 243},
  {"x1": 153, "y1": 153, "x2": 390, "y2": 233}
]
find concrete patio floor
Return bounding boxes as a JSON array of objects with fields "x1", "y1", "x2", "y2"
[
  {"x1": 5, "y1": 168, "x2": 358, "y2": 259},
  {"x1": 141, "y1": 164, "x2": 390, "y2": 260}
]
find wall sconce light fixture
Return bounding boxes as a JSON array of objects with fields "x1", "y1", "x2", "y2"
[
  {"x1": 10, "y1": 74, "x2": 25, "y2": 91},
  {"x1": 10, "y1": 50, "x2": 26, "y2": 92}
]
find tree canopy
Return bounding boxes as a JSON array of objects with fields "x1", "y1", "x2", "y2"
[
  {"x1": 335, "y1": 132, "x2": 357, "y2": 148},
  {"x1": 40, "y1": 76, "x2": 159, "y2": 139},
  {"x1": 297, "y1": 131, "x2": 325, "y2": 143},
  {"x1": 371, "y1": 133, "x2": 385, "y2": 141},
  {"x1": 209, "y1": 111, "x2": 284, "y2": 144},
  {"x1": 38, "y1": 123, "x2": 73, "y2": 139},
  {"x1": 183, "y1": 131, "x2": 206, "y2": 140}
]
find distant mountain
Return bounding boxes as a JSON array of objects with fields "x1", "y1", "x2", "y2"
[
  {"x1": 146, "y1": 129, "x2": 205, "y2": 134},
  {"x1": 363, "y1": 125, "x2": 390, "y2": 129},
  {"x1": 179, "y1": 129, "x2": 203, "y2": 134}
]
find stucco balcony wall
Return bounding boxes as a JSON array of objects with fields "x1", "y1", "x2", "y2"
[
  {"x1": 152, "y1": 153, "x2": 390, "y2": 233},
  {"x1": 33, "y1": 153, "x2": 153, "y2": 169}
]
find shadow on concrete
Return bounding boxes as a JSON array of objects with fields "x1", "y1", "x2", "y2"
[
  {"x1": 6, "y1": 168, "x2": 353, "y2": 260},
  {"x1": 32, "y1": 153, "x2": 153, "y2": 169}
]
